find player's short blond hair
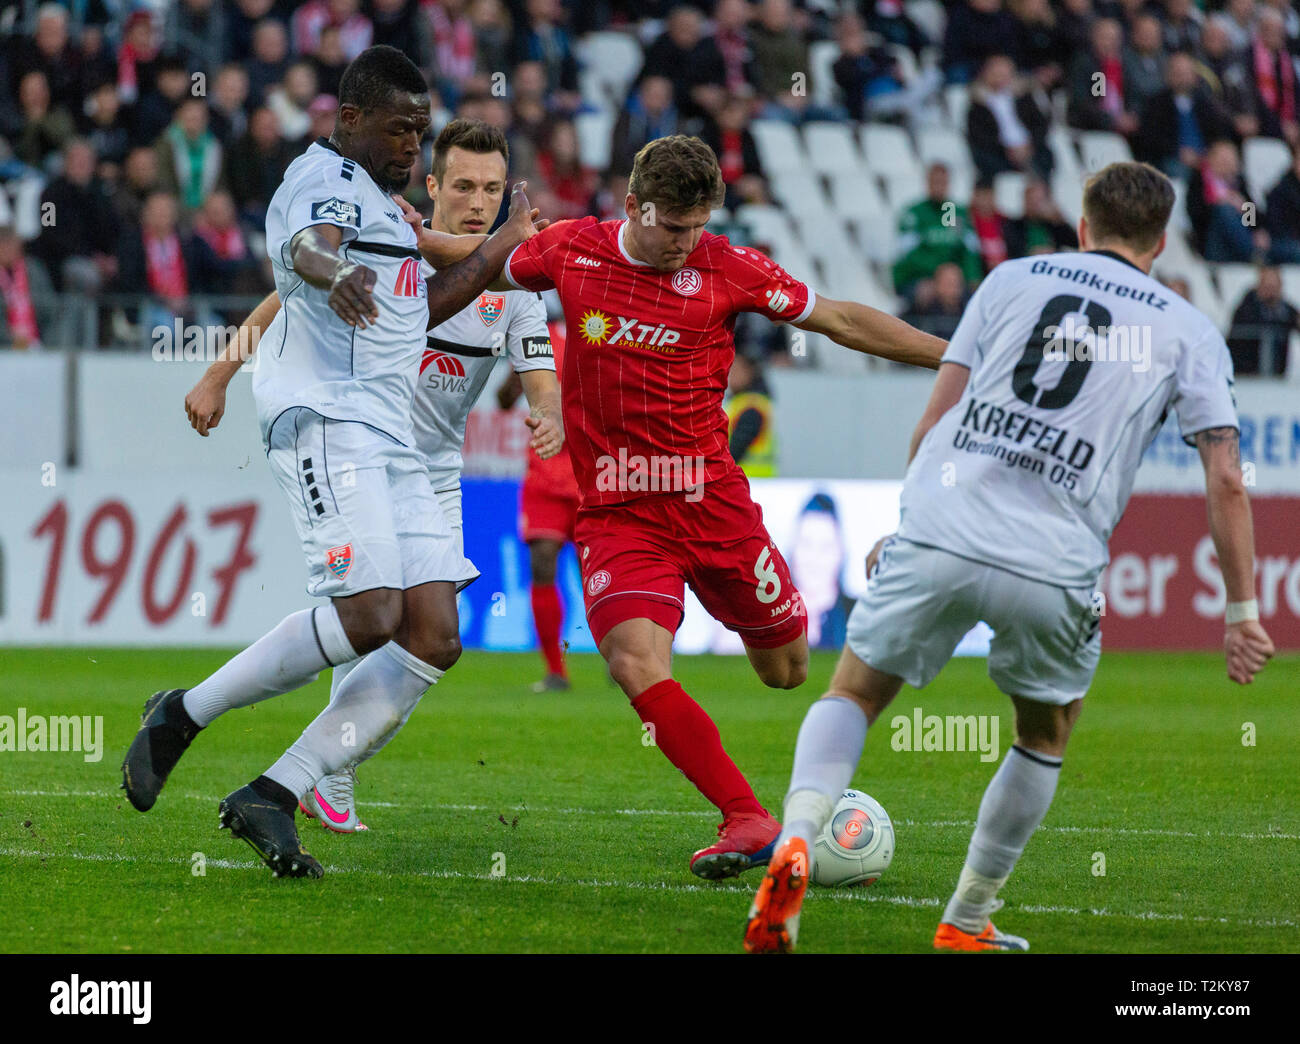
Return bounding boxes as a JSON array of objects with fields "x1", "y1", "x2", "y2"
[
  {"x1": 1082, "y1": 162, "x2": 1175, "y2": 253},
  {"x1": 628, "y1": 135, "x2": 726, "y2": 215}
]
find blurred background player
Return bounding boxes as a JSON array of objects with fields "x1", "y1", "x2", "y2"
[
  {"x1": 182, "y1": 117, "x2": 562, "y2": 832},
  {"x1": 725, "y1": 349, "x2": 776, "y2": 477},
  {"x1": 497, "y1": 318, "x2": 581, "y2": 693},
  {"x1": 745, "y1": 161, "x2": 1275, "y2": 953}
]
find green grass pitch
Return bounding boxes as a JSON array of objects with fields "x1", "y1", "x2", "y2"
[{"x1": 2, "y1": 647, "x2": 1296, "y2": 954}]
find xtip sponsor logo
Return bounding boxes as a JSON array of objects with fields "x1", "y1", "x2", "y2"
[
  {"x1": 0, "y1": 709, "x2": 103, "y2": 762},
  {"x1": 49, "y1": 975, "x2": 151, "y2": 1024},
  {"x1": 577, "y1": 309, "x2": 681, "y2": 354}
]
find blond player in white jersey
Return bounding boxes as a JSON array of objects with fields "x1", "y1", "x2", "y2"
[
  {"x1": 745, "y1": 162, "x2": 1275, "y2": 953},
  {"x1": 184, "y1": 119, "x2": 562, "y2": 832}
]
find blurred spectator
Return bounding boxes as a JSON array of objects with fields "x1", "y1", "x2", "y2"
[
  {"x1": 1068, "y1": 18, "x2": 1140, "y2": 137},
  {"x1": 892, "y1": 162, "x2": 983, "y2": 299},
  {"x1": 537, "y1": 121, "x2": 598, "y2": 220},
  {"x1": 1264, "y1": 146, "x2": 1300, "y2": 263},
  {"x1": 1005, "y1": 179, "x2": 1079, "y2": 257},
  {"x1": 166, "y1": 0, "x2": 227, "y2": 74},
  {"x1": 1011, "y1": 0, "x2": 1066, "y2": 90},
  {"x1": 9, "y1": 3, "x2": 81, "y2": 110},
  {"x1": 80, "y1": 81, "x2": 134, "y2": 177},
  {"x1": 190, "y1": 189, "x2": 265, "y2": 297},
  {"x1": 1158, "y1": 272, "x2": 1193, "y2": 302},
  {"x1": 117, "y1": 190, "x2": 196, "y2": 332},
  {"x1": 943, "y1": 0, "x2": 1019, "y2": 85},
  {"x1": 967, "y1": 53, "x2": 1053, "y2": 181},
  {"x1": 1057, "y1": 0, "x2": 1097, "y2": 55},
  {"x1": 867, "y1": 0, "x2": 932, "y2": 60},
  {"x1": 1160, "y1": 0, "x2": 1203, "y2": 55},
  {"x1": 511, "y1": 61, "x2": 552, "y2": 152},
  {"x1": 247, "y1": 19, "x2": 292, "y2": 107},
  {"x1": 156, "y1": 98, "x2": 224, "y2": 216},
  {"x1": 903, "y1": 262, "x2": 971, "y2": 339},
  {"x1": 726, "y1": 351, "x2": 776, "y2": 477},
  {"x1": 590, "y1": 171, "x2": 632, "y2": 222},
  {"x1": 111, "y1": 146, "x2": 162, "y2": 229},
  {"x1": 750, "y1": 0, "x2": 815, "y2": 123},
  {"x1": 1227, "y1": 266, "x2": 1295, "y2": 376},
  {"x1": 1220, "y1": 0, "x2": 1259, "y2": 55},
  {"x1": 470, "y1": 0, "x2": 513, "y2": 80},
  {"x1": 1122, "y1": 14, "x2": 1168, "y2": 117},
  {"x1": 226, "y1": 106, "x2": 295, "y2": 226},
  {"x1": 713, "y1": 0, "x2": 760, "y2": 96},
  {"x1": 225, "y1": 0, "x2": 278, "y2": 62},
  {"x1": 370, "y1": 0, "x2": 427, "y2": 65},
  {"x1": 267, "y1": 60, "x2": 320, "y2": 143},
  {"x1": 428, "y1": 0, "x2": 477, "y2": 95},
  {"x1": 1186, "y1": 139, "x2": 1267, "y2": 262},
  {"x1": 306, "y1": 94, "x2": 340, "y2": 145},
  {"x1": 969, "y1": 180, "x2": 1009, "y2": 272},
  {"x1": 209, "y1": 65, "x2": 251, "y2": 145},
  {"x1": 0, "y1": 226, "x2": 56, "y2": 349},
  {"x1": 1261, "y1": 0, "x2": 1300, "y2": 49},
  {"x1": 1198, "y1": 15, "x2": 1261, "y2": 138},
  {"x1": 293, "y1": 0, "x2": 374, "y2": 62},
  {"x1": 1134, "y1": 51, "x2": 1234, "y2": 178},
  {"x1": 512, "y1": 0, "x2": 580, "y2": 102},
  {"x1": 641, "y1": 5, "x2": 728, "y2": 121},
  {"x1": 1095, "y1": 0, "x2": 1148, "y2": 34},
  {"x1": 1248, "y1": 9, "x2": 1300, "y2": 146},
  {"x1": 74, "y1": 26, "x2": 119, "y2": 104},
  {"x1": 310, "y1": 25, "x2": 351, "y2": 98},
  {"x1": 834, "y1": 11, "x2": 940, "y2": 126},
  {"x1": 701, "y1": 94, "x2": 766, "y2": 210},
  {"x1": 132, "y1": 57, "x2": 194, "y2": 149},
  {"x1": 13, "y1": 71, "x2": 76, "y2": 169},
  {"x1": 32, "y1": 139, "x2": 120, "y2": 293},
  {"x1": 117, "y1": 9, "x2": 162, "y2": 105},
  {"x1": 611, "y1": 76, "x2": 681, "y2": 175}
]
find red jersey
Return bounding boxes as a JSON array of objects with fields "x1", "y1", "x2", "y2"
[
  {"x1": 504, "y1": 217, "x2": 813, "y2": 507},
  {"x1": 525, "y1": 320, "x2": 580, "y2": 500}
]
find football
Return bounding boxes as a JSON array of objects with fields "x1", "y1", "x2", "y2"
[{"x1": 811, "y1": 789, "x2": 895, "y2": 888}]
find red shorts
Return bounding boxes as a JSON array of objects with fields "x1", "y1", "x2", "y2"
[
  {"x1": 520, "y1": 481, "x2": 579, "y2": 544},
  {"x1": 575, "y1": 470, "x2": 807, "y2": 649}
]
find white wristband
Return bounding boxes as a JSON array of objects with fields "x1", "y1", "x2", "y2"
[{"x1": 1225, "y1": 599, "x2": 1259, "y2": 624}]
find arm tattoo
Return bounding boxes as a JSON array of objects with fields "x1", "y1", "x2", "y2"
[{"x1": 1197, "y1": 426, "x2": 1241, "y2": 468}]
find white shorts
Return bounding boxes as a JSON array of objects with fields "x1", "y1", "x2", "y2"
[
  {"x1": 433, "y1": 481, "x2": 463, "y2": 538},
  {"x1": 267, "y1": 409, "x2": 478, "y2": 598},
  {"x1": 846, "y1": 538, "x2": 1101, "y2": 705}
]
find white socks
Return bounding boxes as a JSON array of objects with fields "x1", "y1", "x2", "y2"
[
  {"x1": 942, "y1": 744, "x2": 1062, "y2": 933},
  {"x1": 779, "y1": 696, "x2": 869, "y2": 848},
  {"x1": 265, "y1": 641, "x2": 443, "y2": 799},
  {"x1": 182, "y1": 605, "x2": 358, "y2": 727}
]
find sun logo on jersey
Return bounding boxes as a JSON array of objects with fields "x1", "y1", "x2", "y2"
[{"x1": 579, "y1": 309, "x2": 610, "y2": 345}]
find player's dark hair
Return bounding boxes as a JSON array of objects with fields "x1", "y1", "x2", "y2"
[
  {"x1": 430, "y1": 118, "x2": 509, "y2": 183},
  {"x1": 629, "y1": 135, "x2": 726, "y2": 214},
  {"x1": 1082, "y1": 161, "x2": 1175, "y2": 253},
  {"x1": 338, "y1": 45, "x2": 428, "y2": 113}
]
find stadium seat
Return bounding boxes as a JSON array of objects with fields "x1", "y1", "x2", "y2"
[
  {"x1": 828, "y1": 170, "x2": 890, "y2": 222},
  {"x1": 575, "y1": 31, "x2": 643, "y2": 107},
  {"x1": 575, "y1": 110, "x2": 614, "y2": 172},
  {"x1": 1077, "y1": 130, "x2": 1133, "y2": 175},
  {"x1": 881, "y1": 171, "x2": 928, "y2": 212},
  {"x1": 770, "y1": 170, "x2": 836, "y2": 225},
  {"x1": 993, "y1": 171, "x2": 1027, "y2": 219},
  {"x1": 943, "y1": 83, "x2": 969, "y2": 133},
  {"x1": 1215, "y1": 263, "x2": 1259, "y2": 327},
  {"x1": 734, "y1": 203, "x2": 797, "y2": 254},
  {"x1": 1278, "y1": 264, "x2": 1300, "y2": 311},
  {"x1": 806, "y1": 220, "x2": 865, "y2": 277},
  {"x1": 1047, "y1": 124, "x2": 1082, "y2": 180},
  {"x1": 916, "y1": 126, "x2": 974, "y2": 185},
  {"x1": 1168, "y1": 176, "x2": 1191, "y2": 234},
  {"x1": 1180, "y1": 260, "x2": 1227, "y2": 330},
  {"x1": 906, "y1": 0, "x2": 947, "y2": 44},
  {"x1": 1241, "y1": 136, "x2": 1292, "y2": 207},
  {"x1": 855, "y1": 213, "x2": 898, "y2": 265},
  {"x1": 809, "y1": 41, "x2": 841, "y2": 110},
  {"x1": 750, "y1": 118, "x2": 806, "y2": 177},
  {"x1": 804, "y1": 121, "x2": 864, "y2": 176},
  {"x1": 1051, "y1": 166, "x2": 1085, "y2": 225},
  {"x1": 859, "y1": 123, "x2": 922, "y2": 182}
]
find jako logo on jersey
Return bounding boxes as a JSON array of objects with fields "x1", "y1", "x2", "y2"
[
  {"x1": 672, "y1": 267, "x2": 701, "y2": 296},
  {"x1": 477, "y1": 293, "x2": 505, "y2": 325},
  {"x1": 575, "y1": 255, "x2": 601, "y2": 268},
  {"x1": 763, "y1": 285, "x2": 792, "y2": 314},
  {"x1": 310, "y1": 197, "x2": 360, "y2": 226},
  {"x1": 394, "y1": 257, "x2": 425, "y2": 298},
  {"x1": 587, "y1": 569, "x2": 612, "y2": 596},
  {"x1": 326, "y1": 544, "x2": 353, "y2": 579},
  {"x1": 577, "y1": 309, "x2": 681, "y2": 351}
]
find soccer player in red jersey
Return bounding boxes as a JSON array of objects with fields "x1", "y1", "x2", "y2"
[
  {"x1": 418, "y1": 136, "x2": 946, "y2": 877},
  {"x1": 497, "y1": 319, "x2": 581, "y2": 691}
]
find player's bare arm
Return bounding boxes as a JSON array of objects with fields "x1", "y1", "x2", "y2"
[
  {"x1": 289, "y1": 222, "x2": 378, "y2": 329},
  {"x1": 795, "y1": 296, "x2": 947, "y2": 370},
  {"x1": 1196, "y1": 425, "x2": 1275, "y2": 684},
  {"x1": 865, "y1": 362, "x2": 970, "y2": 577},
  {"x1": 424, "y1": 183, "x2": 545, "y2": 327},
  {"x1": 184, "y1": 290, "x2": 282, "y2": 436},
  {"x1": 520, "y1": 369, "x2": 563, "y2": 460}
]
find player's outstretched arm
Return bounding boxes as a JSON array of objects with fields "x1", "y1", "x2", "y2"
[
  {"x1": 184, "y1": 291, "x2": 282, "y2": 436},
  {"x1": 795, "y1": 296, "x2": 946, "y2": 370},
  {"x1": 424, "y1": 182, "x2": 542, "y2": 328},
  {"x1": 1196, "y1": 425, "x2": 1275, "y2": 684},
  {"x1": 289, "y1": 223, "x2": 378, "y2": 328},
  {"x1": 519, "y1": 369, "x2": 563, "y2": 459}
]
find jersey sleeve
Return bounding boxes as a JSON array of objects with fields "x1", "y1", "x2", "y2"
[
  {"x1": 941, "y1": 264, "x2": 1000, "y2": 369},
  {"x1": 1171, "y1": 327, "x2": 1239, "y2": 446},
  {"x1": 724, "y1": 245, "x2": 815, "y2": 324},
  {"x1": 274, "y1": 156, "x2": 366, "y2": 270},
  {"x1": 507, "y1": 293, "x2": 556, "y2": 373},
  {"x1": 503, "y1": 218, "x2": 580, "y2": 292}
]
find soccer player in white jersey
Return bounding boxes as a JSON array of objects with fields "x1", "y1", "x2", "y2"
[
  {"x1": 122, "y1": 48, "x2": 544, "y2": 878},
  {"x1": 745, "y1": 162, "x2": 1276, "y2": 953},
  {"x1": 183, "y1": 119, "x2": 562, "y2": 832}
]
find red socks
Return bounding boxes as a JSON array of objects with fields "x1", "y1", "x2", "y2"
[
  {"x1": 531, "y1": 583, "x2": 566, "y2": 677},
  {"x1": 631, "y1": 679, "x2": 764, "y2": 819}
]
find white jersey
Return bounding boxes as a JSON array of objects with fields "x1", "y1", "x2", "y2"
[
  {"x1": 254, "y1": 139, "x2": 429, "y2": 447},
  {"x1": 412, "y1": 284, "x2": 554, "y2": 491},
  {"x1": 900, "y1": 250, "x2": 1238, "y2": 588}
]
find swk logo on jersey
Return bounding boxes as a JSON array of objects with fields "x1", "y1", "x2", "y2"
[
  {"x1": 420, "y1": 350, "x2": 471, "y2": 393},
  {"x1": 394, "y1": 257, "x2": 426, "y2": 298},
  {"x1": 577, "y1": 308, "x2": 681, "y2": 351},
  {"x1": 477, "y1": 294, "x2": 505, "y2": 325}
]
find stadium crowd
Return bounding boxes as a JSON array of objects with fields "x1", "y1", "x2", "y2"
[{"x1": 0, "y1": 0, "x2": 1296, "y2": 375}]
